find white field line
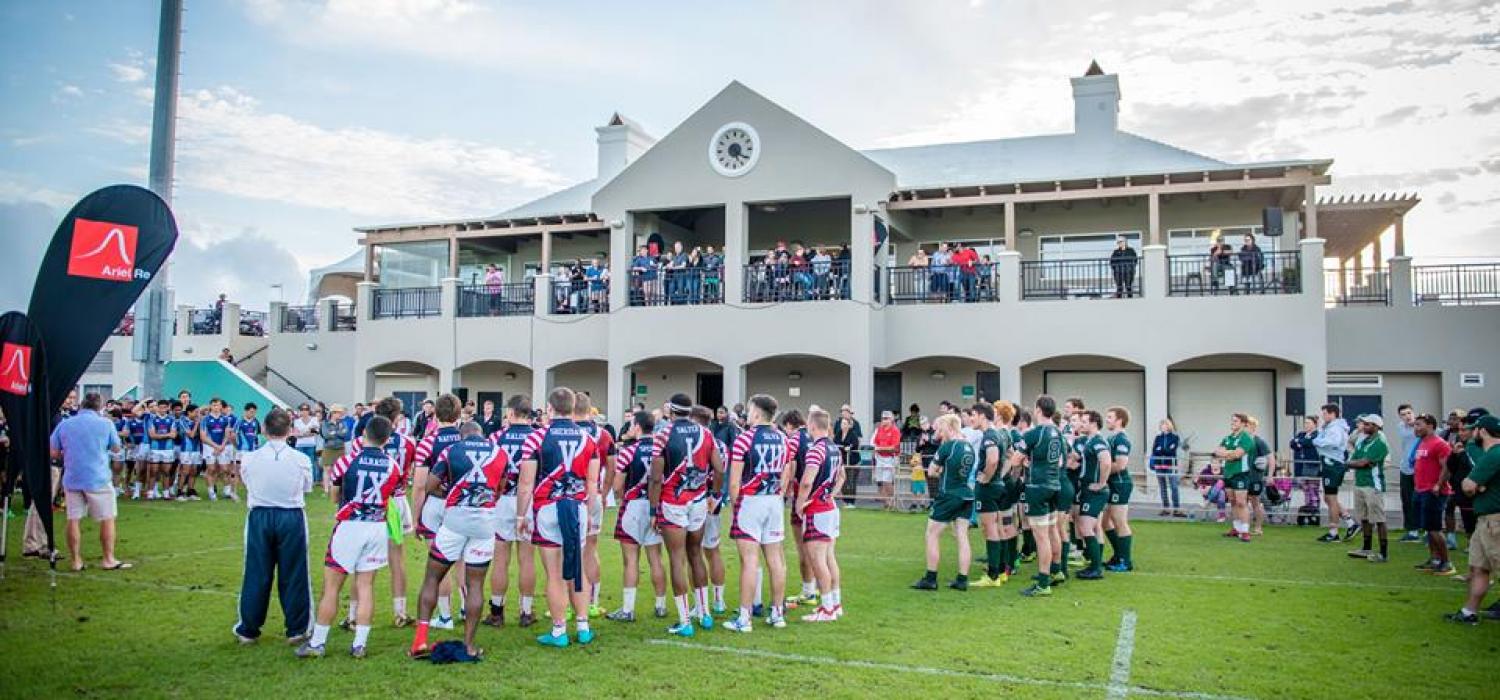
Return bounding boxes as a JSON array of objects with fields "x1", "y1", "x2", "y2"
[
  {"x1": 1108, "y1": 609, "x2": 1138, "y2": 700},
  {"x1": 647, "y1": 639, "x2": 1249, "y2": 700}
]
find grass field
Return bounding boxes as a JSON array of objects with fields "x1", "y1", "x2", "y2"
[{"x1": 0, "y1": 498, "x2": 1495, "y2": 699}]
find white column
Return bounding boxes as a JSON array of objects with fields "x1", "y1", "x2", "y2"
[
  {"x1": 1300, "y1": 238, "x2": 1326, "y2": 302},
  {"x1": 1142, "y1": 245, "x2": 1166, "y2": 298},
  {"x1": 995, "y1": 250, "x2": 1021, "y2": 302},
  {"x1": 1000, "y1": 363, "x2": 1022, "y2": 405},
  {"x1": 609, "y1": 216, "x2": 630, "y2": 311},
  {"x1": 355, "y1": 281, "x2": 376, "y2": 321},
  {"x1": 439, "y1": 277, "x2": 459, "y2": 319},
  {"x1": 438, "y1": 365, "x2": 457, "y2": 395},
  {"x1": 533, "y1": 273, "x2": 552, "y2": 316},
  {"x1": 848, "y1": 356, "x2": 874, "y2": 430},
  {"x1": 1145, "y1": 362, "x2": 1169, "y2": 446},
  {"x1": 540, "y1": 230, "x2": 553, "y2": 273},
  {"x1": 1389, "y1": 256, "x2": 1413, "y2": 309},
  {"x1": 317, "y1": 297, "x2": 338, "y2": 332},
  {"x1": 850, "y1": 207, "x2": 874, "y2": 304},
  {"x1": 724, "y1": 202, "x2": 746, "y2": 304},
  {"x1": 531, "y1": 365, "x2": 554, "y2": 406},
  {"x1": 1147, "y1": 192, "x2": 1161, "y2": 247},
  {"x1": 607, "y1": 360, "x2": 629, "y2": 419},
  {"x1": 1393, "y1": 214, "x2": 1406, "y2": 257},
  {"x1": 1003, "y1": 201, "x2": 1016, "y2": 252},
  {"x1": 1302, "y1": 184, "x2": 1318, "y2": 240},
  {"x1": 222, "y1": 302, "x2": 241, "y2": 344},
  {"x1": 268, "y1": 301, "x2": 287, "y2": 336},
  {"x1": 722, "y1": 361, "x2": 746, "y2": 411}
]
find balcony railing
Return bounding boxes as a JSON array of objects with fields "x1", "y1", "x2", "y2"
[
  {"x1": 743, "y1": 260, "x2": 851, "y2": 302},
  {"x1": 1169, "y1": 250, "x2": 1301, "y2": 297},
  {"x1": 458, "y1": 283, "x2": 534, "y2": 317},
  {"x1": 187, "y1": 308, "x2": 219, "y2": 335},
  {"x1": 239, "y1": 310, "x2": 268, "y2": 336},
  {"x1": 887, "y1": 264, "x2": 999, "y2": 304},
  {"x1": 628, "y1": 266, "x2": 724, "y2": 307},
  {"x1": 331, "y1": 303, "x2": 357, "y2": 331},
  {"x1": 1323, "y1": 267, "x2": 1389, "y2": 306},
  {"x1": 372, "y1": 286, "x2": 441, "y2": 319},
  {"x1": 1413, "y1": 263, "x2": 1500, "y2": 306},
  {"x1": 281, "y1": 306, "x2": 319, "y2": 332},
  {"x1": 1022, "y1": 258, "x2": 1141, "y2": 300},
  {"x1": 551, "y1": 278, "x2": 609, "y2": 314}
]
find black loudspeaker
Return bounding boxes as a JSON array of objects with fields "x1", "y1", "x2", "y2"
[
  {"x1": 1262, "y1": 207, "x2": 1284, "y2": 237},
  {"x1": 1285, "y1": 387, "x2": 1306, "y2": 417}
]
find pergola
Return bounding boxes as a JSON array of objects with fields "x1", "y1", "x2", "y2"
[{"x1": 1316, "y1": 192, "x2": 1421, "y2": 266}]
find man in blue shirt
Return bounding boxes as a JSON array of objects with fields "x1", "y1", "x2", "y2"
[
  {"x1": 50, "y1": 392, "x2": 130, "y2": 572},
  {"x1": 1395, "y1": 404, "x2": 1422, "y2": 542}
]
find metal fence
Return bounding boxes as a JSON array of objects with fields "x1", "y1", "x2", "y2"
[
  {"x1": 187, "y1": 308, "x2": 219, "y2": 334},
  {"x1": 372, "y1": 286, "x2": 441, "y2": 319},
  {"x1": 331, "y1": 303, "x2": 357, "y2": 331},
  {"x1": 628, "y1": 266, "x2": 724, "y2": 306},
  {"x1": 551, "y1": 278, "x2": 609, "y2": 314},
  {"x1": 1169, "y1": 250, "x2": 1301, "y2": 296},
  {"x1": 886, "y1": 263, "x2": 999, "y2": 304},
  {"x1": 281, "y1": 306, "x2": 318, "y2": 332},
  {"x1": 1412, "y1": 263, "x2": 1500, "y2": 306},
  {"x1": 743, "y1": 259, "x2": 851, "y2": 302},
  {"x1": 1323, "y1": 266, "x2": 1390, "y2": 306},
  {"x1": 239, "y1": 310, "x2": 268, "y2": 336},
  {"x1": 1021, "y1": 258, "x2": 1140, "y2": 300},
  {"x1": 458, "y1": 283, "x2": 534, "y2": 317}
]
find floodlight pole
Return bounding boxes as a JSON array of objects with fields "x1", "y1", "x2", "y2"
[{"x1": 140, "y1": 0, "x2": 182, "y2": 399}]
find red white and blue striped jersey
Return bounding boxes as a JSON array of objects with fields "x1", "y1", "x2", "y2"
[
  {"x1": 415, "y1": 425, "x2": 463, "y2": 472},
  {"x1": 334, "y1": 447, "x2": 402, "y2": 522},
  {"x1": 432, "y1": 436, "x2": 509, "y2": 536},
  {"x1": 488, "y1": 423, "x2": 534, "y2": 497},
  {"x1": 785, "y1": 427, "x2": 811, "y2": 497},
  {"x1": 579, "y1": 420, "x2": 615, "y2": 490},
  {"x1": 338, "y1": 432, "x2": 418, "y2": 496},
  {"x1": 802, "y1": 437, "x2": 840, "y2": 515},
  {"x1": 520, "y1": 419, "x2": 597, "y2": 508},
  {"x1": 730, "y1": 425, "x2": 789, "y2": 498},
  {"x1": 614, "y1": 439, "x2": 656, "y2": 501},
  {"x1": 652, "y1": 418, "x2": 716, "y2": 506}
]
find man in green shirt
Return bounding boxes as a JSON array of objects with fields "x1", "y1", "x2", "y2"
[
  {"x1": 1073, "y1": 411, "x2": 1113, "y2": 580},
  {"x1": 1346, "y1": 415, "x2": 1391, "y2": 562},
  {"x1": 1214, "y1": 413, "x2": 1257, "y2": 543},
  {"x1": 1008, "y1": 395, "x2": 1067, "y2": 597},
  {"x1": 1448, "y1": 414, "x2": 1500, "y2": 625},
  {"x1": 912, "y1": 414, "x2": 976, "y2": 592},
  {"x1": 1103, "y1": 407, "x2": 1135, "y2": 572},
  {"x1": 968, "y1": 403, "x2": 1014, "y2": 588}
]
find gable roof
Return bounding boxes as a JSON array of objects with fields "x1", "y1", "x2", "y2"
[
  {"x1": 860, "y1": 130, "x2": 1234, "y2": 190},
  {"x1": 492, "y1": 178, "x2": 599, "y2": 220}
]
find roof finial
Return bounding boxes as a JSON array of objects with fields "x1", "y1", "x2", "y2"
[{"x1": 1084, "y1": 59, "x2": 1105, "y2": 76}]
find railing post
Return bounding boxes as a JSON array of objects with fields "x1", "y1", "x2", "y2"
[
  {"x1": 318, "y1": 297, "x2": 339, "y2": 331},
  {"x1": 356, "y1": 281, "x2": 375, "y2": 322},
  {"x1": 1299, "y1": 238, "x2": 1325, "y2": 301},
  {"x1": 996, "y1": 251, "x2": 1021, "y2": 302},
  {"x1": 175, "y1": 304, "x2": 191, "y2": 338},
  {"x1": 269, "y1": 301, "x2": 287, "y2": 336},
  {"x1": 440, "y1": 278, "x2": 459, "y2": 319},
  {"x1": 223, "y1": 302, "x2": 241, "y2": 340},
  {"x1": 534, "y1": 273, "x2": 551, "y2": 317},
  {"x1": 1143, "y1": 245, "x2": 1166, "y2": 299},
  {"x1": 1389, "y1": 256, "x2": 1413, "y2": 308}
]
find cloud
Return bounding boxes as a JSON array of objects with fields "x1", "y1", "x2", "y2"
[
  {"x1": 54, "y1": 84, "x2": 84, "y2": 102},
  {"x1": 1468, "y1": 95, "x2": 1500, "y2": 114},
  {"x1": 169, "y1": 224, "x2": 306, "y2": 309},
  {"x1": 0, "y1": 199, "x2": 62, "y2": 312},
  {"x1": 108, "y1": 49, "x2": 150, "y2": 83}
]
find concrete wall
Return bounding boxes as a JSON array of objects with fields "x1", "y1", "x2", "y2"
[
  {"x1": 884, "y1": 357, "x2": 998, "y2": 416},
  {"x1": 1327, "y1": 305, "x2": 1500, "y2": 414},
  {"x1": 455, "y1": 361, "x2": 532, "y2": 403},
  {"x1": 628, "y1": 357, "x2": 720, "y2": 409},
  {"x1": 744, "y1": 356, "x2": 849, "y2": 415}
]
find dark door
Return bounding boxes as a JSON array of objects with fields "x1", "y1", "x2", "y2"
[
  {"x1": 393, "y1": 391, "x2": 427, "y2": 416},
  {"x1": 476, "y1": 391, "x2": 504, "y2": 413},
  {"x1": 1329, "y1": 394, "x2": 1382, "y2": 432},
  {"x1": 696, "y1": 372, "x2": 723, "y2": 410},
  {"x1": 452, "y1": 386, "x2": 469, "y2": 404},
  {"x1": 874, "y1": 371, "x2": 902, "y2": 420},
  {"x1": 975, "y1": 371, "x2": 1000, "y2": 405}
]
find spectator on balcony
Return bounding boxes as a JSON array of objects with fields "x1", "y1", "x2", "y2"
[
  {"x1": 700, "y1": 247, "x2": 721, "y2": 302},
  {"x1": 1109, "y1": 237, "x2": 1138, "y2": 298},
  {"x1": 788, "y1": 244, "x2": 814, "y2": 300},
  {"x1": 630, "y1": 245, "x2": 656, "y2": 304},
  {"x1": 212, "y1": 293, "x2": 229, "y2": 333},
  {"x1": 835, "y1": 243, "x2": 852, "y2": 298},
  {"x1": 930, "y1": 243, "x2": 952, "y2": 301},
  {"x1": 1208, "y1": 237, "x2": 1234, "y2": 292},
  {"x1": 666, "y1": 241, "x2": 690, "y2": 304},
  {"x1": 1239, "y1": 234, "x2": 1265, "y2": 291},
  {"x1": 811, "y1": 247, "x2": 833, "y2": 298},
  {"x1": 953, "y1": 243, "x2": 980, "y2": 302}
]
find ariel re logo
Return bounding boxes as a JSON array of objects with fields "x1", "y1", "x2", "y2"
[
  {"x1": 0, "y1": 342, "x2": 31, "y2": 396},
  {"x1": 67, "y1": 218, "x2": 149, "y2": 282}
]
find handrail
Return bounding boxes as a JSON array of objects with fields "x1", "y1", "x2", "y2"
[{"x1": 265, "y1": 365, "x2": 318, "y2": 406}]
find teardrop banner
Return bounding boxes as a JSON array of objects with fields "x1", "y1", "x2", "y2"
[
  {"x1": 26, "y1": 184, "x2": 179, "y2": 411},
  {"x1": 0, "y1": 311, "x2": 55, "y2": 558}
]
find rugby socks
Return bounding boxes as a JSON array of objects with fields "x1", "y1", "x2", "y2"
[
  {"x1": 1085, "y1": 537, "x2": 1102, "y2": 571},
  {"x1": 353, "y1": 625, "x2": 371, "y2": 649},
  {"x1": 997, "y1": 539, "x2": 1013, "y2": 574},
  {"x1": 436, "y1": 598, "x2": 451, "y2": 621},
  {"x1": 412, "y1": 621, "x2": 430, "y2": 650},
  {"x1": 576, "y1": 614, "x2": 589, "y2": 634},
  {"x1": 551, "y1": 622, "x2": 567, "y2": 638},
  {"x1": 520, "y1": 596, "x2": 534, "y2": 614},
  {"x1": 622, "y1": 587, "x2": 637, "y2": 612},
  {"x1": 393, "y1": 597, "x2": 407, "y2": 617},
  {"x1": 801, "y1": 580, "x2": 817, "y2": 597},
  {"x1": 591, "y1": 582, "x2": 601, "y2": 607},
  {"x1": 1021, "y1": 530, "x2": 1036, "y2": 557},
  {"x1": 1105, "y1": 529, "x2": 1121, "y2": 559},
  {"x1": 654, "y1": 595, "x2": 667, "y2": 612},
  {"x1": 737, "y1": 606, "x2": 752, "y2": 625},
  {"x1": 827, "y1": 588, "x2": 841, "y2": 609},
  {"x1": 489, "y1": 594, "x2": 504, "y2": 616},
  {"x1": 712, "y1": 584, "x2": 726, "y2": 609},
  {"x1": 1362, "y1": 526, "x2": 1373, "y2": 552},
  {"x1": 986, "y1": 540, "x2": 1003, "y2": 579},
  {"x1": 694, "y1": 587, "x2": 710, "y2": 617},
  {"x1": 674, "y1": 594, "x2": 691, "y2": 626},
  {"x1": 1119, "y1": 535, "x2": 1132, "y2": 564},
  {"x1": 347, "y1": 601, "x2": 358, "y2": 622},
  {"x1": 310, "y1": 623, "x2": 330, "y2": 648}
]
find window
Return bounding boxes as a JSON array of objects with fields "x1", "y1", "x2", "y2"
[
  {"x1": 377, "y1": 241, "x2": 450, "y2": 289},
  {"x1": 1167, "y1": 225, "x2": 1276, "y2": 255},
  {"x1": 1328, "y1": 373, "x2": 1383, "y2": 390},
  {"x1": 1461, "y1": 372, "x2": 1485, "y2": 388},
  {"x1": 86, "y1": 351, "x2": 113, "y2": 374},
  {"x1": 82, "y1": 383, "x2": 113, "y2": 399},
  {"x1": 1038, "y1": 232, "x2": 1141, "y2": 261},
  {"x1": 392, "y1": 391, "x2": 428, "y2": 414}
]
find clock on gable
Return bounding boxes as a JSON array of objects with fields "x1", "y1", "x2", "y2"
[{"x1": 708, "y1": 122, "x2": 760, "y2": 177}]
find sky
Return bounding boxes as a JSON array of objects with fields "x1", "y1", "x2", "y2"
[{"x1": 1, "y1": 0, "x2": 1496, "y2": 312}]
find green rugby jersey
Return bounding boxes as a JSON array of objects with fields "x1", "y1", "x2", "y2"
[
  {"x1": 1351, "y1": 432, "x2": 1389, "y2": 490},
  {"x1": 977, "y1": 427, "x2": 1010, "y2": 478},
  {"x1": 1107, "y1": 431, "x2": 1132, "y2": 482},
  {"x1": 935, "y1": 438, "x2": 976, "y2": 499},
  {"x1": 1220, "y1": 430, "x2": 1255, "y2": 477},
  {"x1": 1016, "y1": 424, "x2": 1064, "y2": 490},
  {"x1": 1080, "y1": 433, "x2": 1109, "y2": 485}
]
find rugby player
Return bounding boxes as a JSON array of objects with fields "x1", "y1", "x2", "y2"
[
  {"x1": 1314, "y1": 403, "x2": 1359, "y2": 542},
  {"x1": 1010, "y1": 395, "x2": 1067, "y2": 597},
  {"x1": 575, "y1": 393, "x2": 615, "y2": 618},
  {"x1": 221, "y1": 401, "x2": 242, "y2": 501},
  {"x1": 913, "y1": 413, "x2": 976, "y2": 591},
  {"x1": 969, "y1": 403, "x2": 1013, "y2": 588},
  {"x1": 297, "y1": 415, "x2": 401, "y2": 659},
  {"x1": 725, "y1": 394, "x2": 790, "y2": 632},
  {"x1": 145, "y1": 400, "x2": 177, "y2": 501},
  {"x1": 780, "y1": 410, "x2": 818, "y2": 607},
  {"x1": 127, "y1": 402, "x2": 148, "y2": 499},
  {"x1": 649, "y1": 393, "x2": 722, "y2": 636},
  {"x1": 235, "y1": 402, "x2": 262, "y2": 500},
  {"x1": 606, "y1": 410, "x2": 669, "y2": 622},
  {"x1": 1073, "y1": 410, "x2": 1112, "y2": 580},
  {"x1": 691, "y1": 405, "x2": 729, "y2": 616},
  {"x1": 1245, "y1": 416, "x2": 1272, "y2": 536},
  {"x1": 516, "y1": 387, "x2": 600, "y2": 647},
  {"x1": 174, "y1": 404, "x2": 201, "y2": 501},
  {"x1": 333, "y1": 396, "x2": 420, "y2": 627},
  {"x1": 795, "y1": 408, "x2": 844, "y2": 621},
  {"x1": 412, "y1": 395, "x2": 466, "y2": 629},
  {"x1": 485, "y1": 395, "x2": 540, "y2": 628},
  {"x1": 1214, "y1": 413, "x2": 1257, "y2": 543},
  {"x1": 410, "y1": 421, "x2": 507, "y2": 659},
  {"x1": 1103, "y1": 406, "x2": 1135, "y2": 572},
  {"x1": 202, "y1": 399, "x2": 234, "y2": 502}
]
